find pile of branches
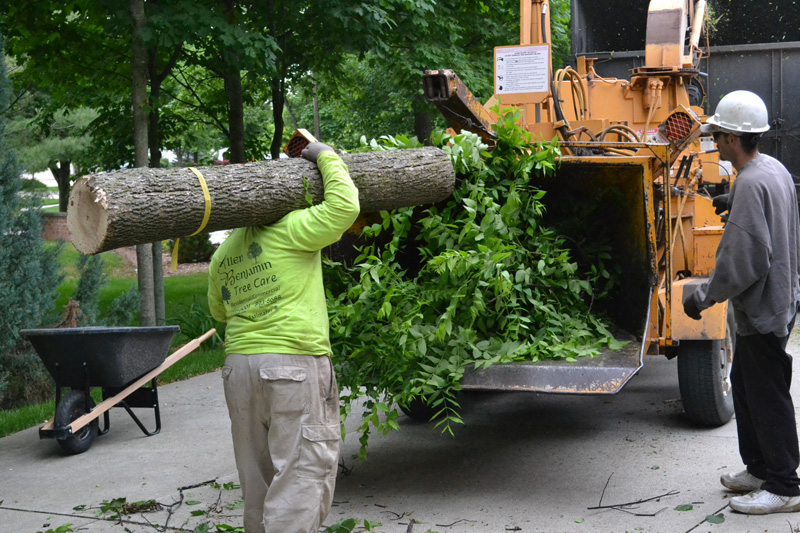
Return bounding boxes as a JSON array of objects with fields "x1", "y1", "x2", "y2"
[{"x1": 326, "y1": 107, "x2": 624, "y2": 457}]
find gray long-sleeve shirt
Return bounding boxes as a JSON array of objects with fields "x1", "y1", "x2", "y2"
[{"x1": 691, "y1": 153, "x2": 800, "y2": 337}]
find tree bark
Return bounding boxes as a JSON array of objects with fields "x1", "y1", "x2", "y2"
[
  {"x1": 68, "y1": 147, "x2": 455, "y2": 255},
  {"x1": 223, "y1": 0, "x2": 246, "y2": 164},
  {"x1": 152, "y1": 240, "x2": 165, "y2": 325},
  {"x1": 131, "y1": 0, "x2": 155, "y2": 327},
  {"x1": 414, "y1": 95, "x2": 433, "y2": 145},
  {"x1": 146, "y1": 43, "x2": 181, "y2": 327},
  {"x1": 269, "y1": 69, "x2": 286, "y2": 160},
  {"x1": 224, "y1": 66, "x2": 246, "y2": 163},
  {"x1": 50, "y1": 160, "x2": 71, "y2": 212}
]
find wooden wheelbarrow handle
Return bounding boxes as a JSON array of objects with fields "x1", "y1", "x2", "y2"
[{"x1": 41, "y1": 328, "x2": 217, "y2": 434}]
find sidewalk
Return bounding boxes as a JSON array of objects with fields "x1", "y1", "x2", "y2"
[
  {"x1": 0, "y1": 371, "x2": 241, "y2": 532},
  {"x1": 5, "y1": 335, "x2": 800, "y2": 532}
]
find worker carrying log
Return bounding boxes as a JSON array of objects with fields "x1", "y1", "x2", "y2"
[{"x1": 208, "y1": 142, "x2": 357, "y2": 533}]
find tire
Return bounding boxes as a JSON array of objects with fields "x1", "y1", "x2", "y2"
[
  {"x1": 678, "y1": 309, "x2": 736, "y2": 426},
  {"x1": 54, "y1": 390, "x2": 99, "y2": 454}
]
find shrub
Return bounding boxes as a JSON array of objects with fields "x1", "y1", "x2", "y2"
[
  {"x1": 104, "y1": 286, "x2": 140, "y2": 327},
  {"x1": 67, "y1": 254, "x2": 140, "y2": 327},
  {"x1": 168, "y1": 233, "x2": 215, "y2": 263},
  {"x1": 73, "y1": 254, "x2": 107, "y2": 325},
  {"x1": 0, "y1": 41, "x2": 63, "y2": 409},
  {"x1": 20, "y1": 178, "x2": 49, "y2": 192},
  {"x1": 169, "y1": 296, "x2": 226, "y2": 349}
]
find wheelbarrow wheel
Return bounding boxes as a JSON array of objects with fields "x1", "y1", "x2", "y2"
[
  {"x1": 54, "y1": 390, "x2": 99, "y2": 454},
  {"x1": 678, "y1": 308, "x2": 736, "y2": 427}
]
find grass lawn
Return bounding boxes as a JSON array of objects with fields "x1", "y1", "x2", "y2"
[{"x1": 0, "y1": 243, "x2": 226, "y2": 438}]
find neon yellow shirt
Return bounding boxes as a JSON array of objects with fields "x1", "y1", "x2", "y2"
[{"x1": 207, "y1": 151, "x2": 359, "y2": 356}]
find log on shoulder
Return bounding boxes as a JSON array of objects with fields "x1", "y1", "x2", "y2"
[{"x1": 68, "y1": 147, "x2": 455, "y2": 255}]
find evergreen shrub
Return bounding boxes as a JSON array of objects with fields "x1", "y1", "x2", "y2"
[
  {"x1": 169, "y1": 232, "x2": 215, "y2": 263},
  {"x1": 0, "y1": 40, "x2": 63, "y2": 409}
]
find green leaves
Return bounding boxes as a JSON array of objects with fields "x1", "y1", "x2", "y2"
[
  {"x1": 674, "y1": 504, "x2": 725, "y2": 525},
  {"x1": 327, "y1": 112, "x2": 623, "y2": 457},
  {"x1": 321, "y1": 519, "x2": 384, "y2": 533},
  {"x1": 36, "y1": 525, "x2": 74, "y2": 533}
]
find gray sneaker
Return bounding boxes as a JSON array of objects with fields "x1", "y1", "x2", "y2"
[
  {"x1": 730, "y1": 489, "x2": 800, "y2": 514},
  {"x1": 720, "y1": 469, "x2": 765, "y2": 492}
]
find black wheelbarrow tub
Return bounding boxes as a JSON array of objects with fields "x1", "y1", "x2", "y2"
[{"x1": 21, "y1": 326, "x2": 180, "y2": 389}]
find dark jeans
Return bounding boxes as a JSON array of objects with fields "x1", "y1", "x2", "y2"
[{"x1": 731, "y1": 329, "x2": 800, "y2": 496}]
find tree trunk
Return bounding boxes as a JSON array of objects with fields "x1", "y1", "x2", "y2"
[
  {"x1": 68, "y1": 147, "x2": 455, "y2": 255},
  {"x1": 152, "y1": 240, "x2": 165, "y2": 326},
  {"x1": 130, "y1": 0, "x2": 155, "y2": 327},
  {"x1": 222, "y1": 0, "x2": 245, "y2": 164},
  {"x1": 147, "y1": 73, "x2": 161, "y2": 169},
  {"x1": 225, "y1": 66, "x2": 246, "y2": 163},
  {"x1": 269, "y1": 72, "x2": 285, "y2": 160},
  {"x1": 146, "y1": 45, "x2": 179, "y2": 327},
  {"x1": 313, "y1": 85, "x2": 320, "y2": 141},
  {"x1": 50, "y1": 160, "x2": 71, "y2": 212},
  {"x1": 414, "y1": 95, "x2": 433, "y2": 145}
]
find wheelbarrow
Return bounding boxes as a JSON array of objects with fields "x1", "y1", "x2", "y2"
[{"x1": 20, "y1": 326, "x2": 216, "y2": 454}]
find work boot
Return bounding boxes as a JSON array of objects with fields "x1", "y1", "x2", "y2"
[
  {"x1": 720, "y1": 470, "x2": 765, "y2": 492},
  {"x1": 729, "y1": 490, "x2": 800, "y2": 514}
]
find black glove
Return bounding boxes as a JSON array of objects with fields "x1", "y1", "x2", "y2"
[
  {"x1": 301, "y1": 142, "x2": 334, "y2": 163},
  {"x1": 683, "y1": 292, "x2": 703, "y2": 321},
  {"x1": 712, "y1": 194, "x2": 730, "y2": 216}
]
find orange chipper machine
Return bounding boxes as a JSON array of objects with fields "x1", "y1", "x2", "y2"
[{"x1": 423, "y1": 0, "x2": 734, "y2": 427}]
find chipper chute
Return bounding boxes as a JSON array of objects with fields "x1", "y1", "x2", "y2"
[{"x1": 461, "y1": 158, "x2": 657, "y2": 394}]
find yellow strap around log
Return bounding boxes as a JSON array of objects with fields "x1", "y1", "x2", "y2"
[{"x1": 171, "y1": 166, "x2": 212, "y2": 271}]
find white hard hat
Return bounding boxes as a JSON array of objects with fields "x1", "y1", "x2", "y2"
[{"x1": 700, "y1": 90, "x2": 770, "y2": 135}]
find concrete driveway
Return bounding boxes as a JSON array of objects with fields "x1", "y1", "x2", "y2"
[{"x1": 3, "y1": 332, "x2": 800, "y2": 532}]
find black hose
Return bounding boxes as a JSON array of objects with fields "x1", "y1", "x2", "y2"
[
  {"x1": 673, "y1": 156, "x2": 688, "y2": 187},
  {"x1": 541, "y1": 6, "x2": 547, "y2": 44}
]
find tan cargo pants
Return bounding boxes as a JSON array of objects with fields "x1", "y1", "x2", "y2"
[{"x1": 222, "y1": 353, "x2": 341, "y2": 533}]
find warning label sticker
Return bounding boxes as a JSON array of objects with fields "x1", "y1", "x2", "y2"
[{"x1": 495, "y1": 45, "x2": 550, "y2": 95}]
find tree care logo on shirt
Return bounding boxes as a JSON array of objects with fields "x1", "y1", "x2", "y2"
[
  {"x1": 248, "y1": 242, "x2": 262, "y2": 260},
  {"x1": 216, "y1": 243, "x2": 281, "y2": 318}
]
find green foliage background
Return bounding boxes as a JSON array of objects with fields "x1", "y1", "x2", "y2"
[
  {"x1": 0, "y1": 38, "x2": 63, "y2": 409},
  {"x1": 326, "y1": 108, "x2": 624, "y2": 457}
]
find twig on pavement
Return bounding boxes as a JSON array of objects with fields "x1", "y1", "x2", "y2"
[
  {"x1": 163, "y1": 478, "x2": 218, "y2": 531},
  {"x1": 435, "y1": 518, "x2": 477, "y2": 527},
  {"x1": 599, "y1": 473, "x2": 614, "y2": 507},
  {"x1": 612, "y1": 505, "x2": 667, "y2": 517},
  {"x1": 587, "y1": 490, "x2": 679, "y2": 510},
  {"x1": 683, "y1": 503, "x2": 729, "y2": 533},
  {"x1": 379, "y1": 509, "x2": 404, "y2": 520}
]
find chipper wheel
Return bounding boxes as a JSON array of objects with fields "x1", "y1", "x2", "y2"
[
  {"x1": 677, "y1": 309, "x2": 736, "y2": 427},
  {"x1": 54, "y1": 390, "x2": 99, "y2": 454}
]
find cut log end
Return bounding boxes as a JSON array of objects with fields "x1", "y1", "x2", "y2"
[{"x1": 67, "y1": 177, "x2": 109, "y2": 255}]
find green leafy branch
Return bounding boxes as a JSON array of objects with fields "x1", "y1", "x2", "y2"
[{"x1": 327, "y1": 106, "x2": 624, "y2": 457}]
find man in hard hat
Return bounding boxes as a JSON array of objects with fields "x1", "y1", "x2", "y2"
[
  {"x1": 683, "y1": 90, "x2": 800, "y2": 514},
  {"x1": 208, "y1": 142, "x2": 359, "y2": 532}
]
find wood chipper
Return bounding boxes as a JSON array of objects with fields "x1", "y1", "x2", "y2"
[{"x1": 423, "y1": 0, "x2": 734, "y2": 426}]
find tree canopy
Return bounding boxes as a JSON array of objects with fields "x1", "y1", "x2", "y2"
[{"x1": 1, "y1": 1, "x2": 572, "y2": 172}]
